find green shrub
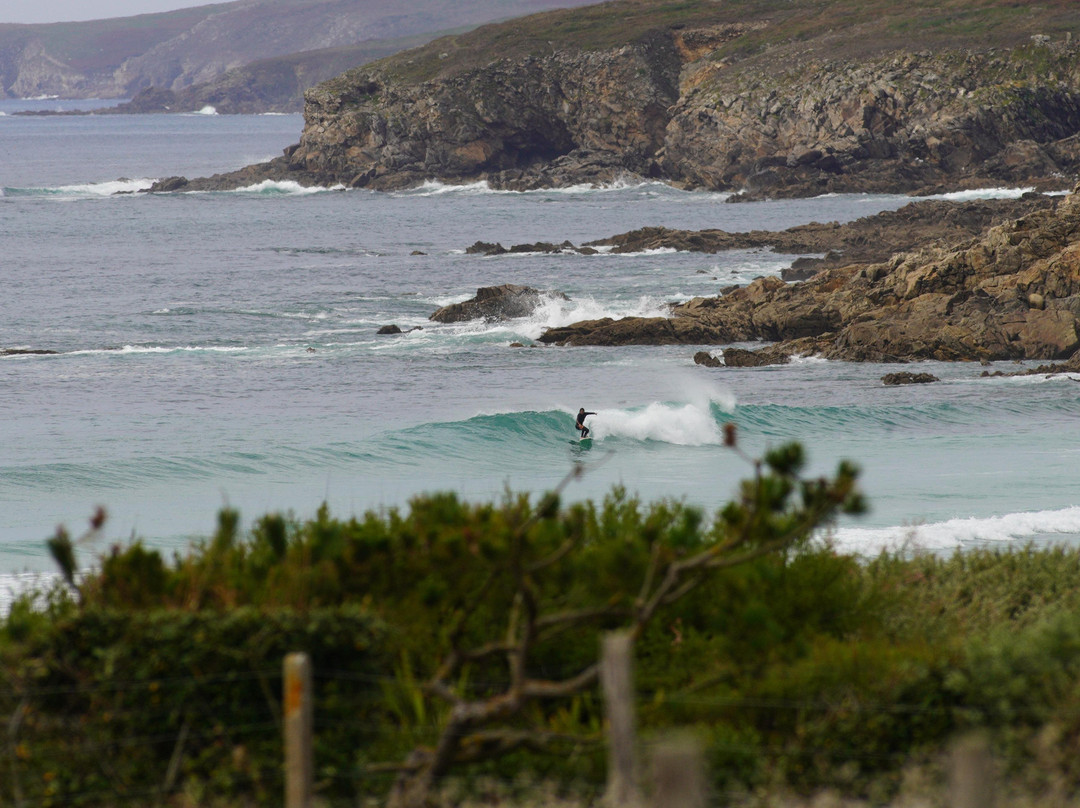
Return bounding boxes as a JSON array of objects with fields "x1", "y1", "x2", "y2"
[{"x1": 1, "y1": 607, "x2": 385, "y2": 807}]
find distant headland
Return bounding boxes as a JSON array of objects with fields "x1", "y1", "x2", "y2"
[{"x1": 151, "y1": 0, "x2": 1080, "y2": 198}]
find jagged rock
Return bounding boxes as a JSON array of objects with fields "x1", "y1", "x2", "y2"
[
  {"x1": 465, "y1": 240, "x2": 585, "y2": 256},
  {"x1": 782, "y1": 257, "x2": 827, "y2": 282},
  {"x1": 693, "y1": 351, "x2": 722, "y2": 367},
  {"x1": 430, "y1": 284, "x2": 567, "y2": 323},
  {"x1": 539, "y1": 314, "x2": 702, "y2": 346},
  {"x1": 148, "y1": 176, "x2": 189, "y2": 193},
  {"x1": 881, "y1": 371, "x2": 940, "y2": 385},
  {"x1": 703, "y1": 340, "x2": 822, "y2": 367},
  {"x1": 587, "y1": 197, "x2": 1056, "y2": 268},
  {"x1": 466, "y1": 241, "x2": 507, "y2": 255},
  {"x1": 540, "y1": 185, "x2": 1080, "y2": 362},
  {"x1": 984, "y1": 349, "x2": 1080, "y2": 377},
  {"x1": 1, "y1": 347, "x2": 58, "y2": 356},
  {"x1": 722, "y1": 347, "x2": 789, "y2": 367},
  {"x1": 377, "y1": 325, "x2": 403, "y2": 334}
]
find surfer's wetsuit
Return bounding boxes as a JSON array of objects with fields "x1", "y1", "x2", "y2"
[{"x1": 576, "y1": 409, "x2": 595, "y2": 438}]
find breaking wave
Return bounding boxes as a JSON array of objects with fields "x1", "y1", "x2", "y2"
[{"x1": 832, "y1": 506, "x2": 1080, "y2": 555}]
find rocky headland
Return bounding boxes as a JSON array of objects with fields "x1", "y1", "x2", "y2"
[
  {"x1": 154, "y1": 0, "x2": 1080, "y2": 196},
  {"x1": 473, "y1": 194, "x2": 1057, "y2": 275},
  {"x1": 539, "y1": 185, "x2": 1080, "y2": 364}
]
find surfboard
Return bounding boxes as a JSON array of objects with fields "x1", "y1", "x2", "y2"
[{"x1": 570, "y1": 437, "x2": 593, "y2": 447}]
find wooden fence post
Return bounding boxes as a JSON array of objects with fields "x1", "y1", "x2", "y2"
[
  {"x1": 284, "y1": 652, "x2": 313, "y2": 808},
  {"x1": 651, "y1": 734, "x2": 706, "y2": 808},
  {"x1": 950, "y1": 733, "x2": 995, "y2": 808},
  {"x1": 601, "y1": 631, "x2": 643, "y2": 808}
]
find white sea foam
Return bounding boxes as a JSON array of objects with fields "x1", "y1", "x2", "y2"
[
  {"x1": 400, "y1": 178, "x2": 719, "y2": 198},
  {"x1": 422, "y1": 292, "x2": 674, "y2": 343},
  {"x1": 588, "y1": 400, "x2": 726, "y2": 445},
  {"x1": 0, "y1": 571, "x2": 58, "y2": 616},
  {"x1": 478, "y1": 293, "x2": 672, "y2": 340},
  {"x1": 406, "y1": 180, "x2": 498, "y2": 196},
  {"x1": 529, "y1": 177, "x2": 671, "y2": 195},
  {"x1": 978, "y1": 370, "x2": 1080, "y2": 386},
  {"x1": 67, "y1": 345, "x2": 249, "y2": 356},
  {"x1": 193, "y1": 105, "x2": 218, "y2": 115},
  {"x1": 599, "y1": 247, "x2": 680, "y2": 257},
  {"x1": 574, "y1": 376, "x2": 735, "y2": 446},
  {"x1": 830, "y1": 506, "x2": 1080, "y2": 555},
  {"x1": 539, "y1": 293, "x2": 672, "y2": 327},
  {"x1": 931, "y1": 186, "x2": 1036, "y2": 201},
  {"x1": 51, "y1": 178, "x2": 156, "y2": 196},
  {"x1": 232, "y1": 179, "x2": 346, "y2": 194}
]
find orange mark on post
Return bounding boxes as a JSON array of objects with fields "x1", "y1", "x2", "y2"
[{"x1": 286, "y1": 674, "x2": 304, "y2": 714}]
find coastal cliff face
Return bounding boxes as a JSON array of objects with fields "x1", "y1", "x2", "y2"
[
  {"x1": 664, "y1": 44, "x2": 1080, "y2": 198},
  {"x1": 291, "y1": 31, "x2": 684, "y2": 190},
  {"x1": 227, "y1": 0, "x2": 1080, "y2": 197}
]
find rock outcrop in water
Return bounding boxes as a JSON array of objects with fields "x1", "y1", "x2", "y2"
[
  {"x1": 539, "y1": 186, "x2": 1080, "y2": 363},
  {"x1": 429, "y1": 284, "x2": 567, "y2": 323},
  {"x1": 1, "y1": 347, "x2": 58, "y2": 356},
  {"x1": 473, "y1": 195, "x2": 1056, "y2": 277},
  {"x1": 160, "y1": 1, "x2": 1080, "y2": 196}
]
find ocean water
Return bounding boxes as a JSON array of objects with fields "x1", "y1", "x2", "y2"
[{"x1": 4, "y1": 100, "x2": 1080, "y2": 605}]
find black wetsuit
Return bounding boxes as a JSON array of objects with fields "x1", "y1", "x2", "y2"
[{"x1": 576, "y1": 411, "x2": 595, "y2": 438}]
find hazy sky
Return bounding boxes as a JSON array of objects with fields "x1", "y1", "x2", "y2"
[{"x1": 4, "y1": 0, "x2": 211, "y2": 24}]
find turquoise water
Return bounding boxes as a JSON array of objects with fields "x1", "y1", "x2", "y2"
[{"x1": 3, "y1": 104, "x2": 1079, "y2": 603}]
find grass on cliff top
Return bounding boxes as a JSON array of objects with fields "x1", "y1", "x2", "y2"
[{"x1": 356, "y1": 0, "x2": 1080, "y2": 85}]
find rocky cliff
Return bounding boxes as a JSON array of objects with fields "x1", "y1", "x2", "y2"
[
  {"x1": 292, "y1": 29, "x2": 683, "y2": 190},
  {"x1": 166, "y1": 0, "x2": 1080, "y2": 195}
]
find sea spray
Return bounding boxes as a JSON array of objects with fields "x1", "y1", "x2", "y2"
[
  {"x1": 587, "y1": 401, "x2": 722, "y2": 444},
  {"x1": 12, "y1": 178, "x2": 158, "y2": 197},
  {"x1": 233, "y1": 179, "x2": 347, "y2": 194},
  {"x1": 408, "y1": 293, "x2": 674, "y2": 344},
  {"x1": 581, "y1": 377, "x2": 735, "y2": 446}
]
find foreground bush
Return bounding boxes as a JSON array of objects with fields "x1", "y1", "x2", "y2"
[
  {"x1": 1, "y1": 607, "x2": 384, "y2": 807},
  {"x1": 4, "y1": 443, "x2": 1080, "y2": 806}
]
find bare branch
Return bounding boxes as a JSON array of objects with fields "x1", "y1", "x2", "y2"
[
  {"x1": 535, "y1": 604, "x2": 628, "y2": 630},
  {"x1": 635, "y1": 540, "x2": 662, "y2": 612},
  {"x1": 520, "y1": 663, "x2": 601, "y2": 699},
  {"x1": 425, "y1": 679, "x2": 464, "y2": 708},
  {"x1": 453, "y1": 641, "x2": 519, "y2": 663}
]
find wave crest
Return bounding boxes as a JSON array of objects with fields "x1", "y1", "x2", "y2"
[
  {"x1": 832, "y1": 506, "x2": 1080, "y2": 555},
  {"x1": 232, "y1": 180, "x2": 346, "y2": 195}
]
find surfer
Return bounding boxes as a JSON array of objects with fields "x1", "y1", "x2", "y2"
[{"x1": 576, "y1": 408, "x2": 595, "y2": 438}]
